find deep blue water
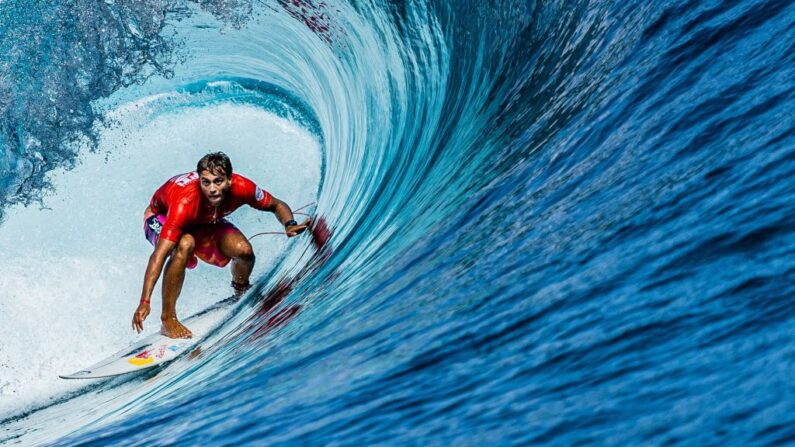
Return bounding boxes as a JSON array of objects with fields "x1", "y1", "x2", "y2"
[{"x1": 1, "y1": 0, "x2": 795, "y2": 445}]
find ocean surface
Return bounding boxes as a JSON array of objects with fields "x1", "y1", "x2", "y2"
[{"x1": 1, "y1": 0, "x2": 794, "y2": 445}]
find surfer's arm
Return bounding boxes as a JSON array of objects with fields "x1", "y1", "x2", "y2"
[
  {"x1": 141, "y1": 238, "x2": 175, "y2": 302},
  {"x1": 133, "y1": 238, "x2": 175, "y2": 332},
  {"x1": 266, "y1": 197, "x2": 311, "y2": 237},
  {"x1": 241, "y1": 177, "x2": 309, "y2": 236}
]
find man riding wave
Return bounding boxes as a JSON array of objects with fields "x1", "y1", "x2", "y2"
[{"x1": 132, "y1": 152, "x2": 310, "y2": 338}]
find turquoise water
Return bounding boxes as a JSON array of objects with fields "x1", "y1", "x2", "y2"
[{"x1": 1, "y1": 0, "x2": 794, "y2": 445}]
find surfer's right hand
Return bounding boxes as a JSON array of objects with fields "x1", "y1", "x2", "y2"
[{"x1": 132, "y1": 301, "x2": 151, "y2": 333}]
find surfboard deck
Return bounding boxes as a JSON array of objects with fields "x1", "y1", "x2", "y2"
[{"x1": 59, "y1": 295, "x2": 241, "y2": 380}]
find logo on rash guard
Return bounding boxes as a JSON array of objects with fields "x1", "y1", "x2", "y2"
[
  {"x1": 174, "y1": 171, "x2": 199, "y2": 187},
  {"x1": 255, "y1": 187, "x2": 264, "y2": 202}
]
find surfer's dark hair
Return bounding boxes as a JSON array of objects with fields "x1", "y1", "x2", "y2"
[{"x1": 197, "y1": 152, "x2": 233, "y2": 178}]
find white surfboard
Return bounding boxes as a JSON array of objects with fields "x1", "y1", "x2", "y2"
[{"x1": 59, "y1": 296, "x2": 241, "y2": 379}]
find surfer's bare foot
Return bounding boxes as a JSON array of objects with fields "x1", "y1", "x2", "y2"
[
  {"x1": 161, "y1": 316, "x2": 193, "y2": 339},
  {"x1": 231, "y1": 280, "x2": 251, "y2": 297}
]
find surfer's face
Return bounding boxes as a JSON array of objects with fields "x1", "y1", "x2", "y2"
[{"x1": 199, "y1": 169, "x2": 231, "y2": 206}]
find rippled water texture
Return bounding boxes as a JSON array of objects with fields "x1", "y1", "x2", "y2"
[{"x1": 1, "y1": 0, "x2": 794, "y2": 445}]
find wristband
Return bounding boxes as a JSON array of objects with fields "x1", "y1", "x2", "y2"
[
  {"x1": 284, "y1": 219, "x2": 298, "y2": 228},
  {"x1": 140, "y1": 298, "x2": 150, "y2": 305}
]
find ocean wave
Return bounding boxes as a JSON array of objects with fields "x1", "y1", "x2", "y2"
[{"x1": 1, "y1": 0, "x2": 794, "y2": 445}]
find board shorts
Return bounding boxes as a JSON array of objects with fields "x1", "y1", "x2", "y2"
[{"x1": 144, "y1": 214, "x2": 241, "y2": 269}]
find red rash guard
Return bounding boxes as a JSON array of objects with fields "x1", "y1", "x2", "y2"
[{"x1": 149, "y1": 172, "x2": 273, "y2": 242}]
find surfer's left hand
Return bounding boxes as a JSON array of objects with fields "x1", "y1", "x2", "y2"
[{"x1": 286, "y1": 218, "x2": 312, "y2": 237}]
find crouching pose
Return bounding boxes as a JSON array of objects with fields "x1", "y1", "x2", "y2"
[{"x1": 132, "y1": 152, "x2": 309, "y2": 338}]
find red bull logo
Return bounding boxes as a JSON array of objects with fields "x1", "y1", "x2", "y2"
[{"x1": 128, "y1": 349, "x2": 154, "y2": 366}]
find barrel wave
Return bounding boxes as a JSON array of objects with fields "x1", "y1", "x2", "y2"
[{"x1": 1, "y1": 0, "x2": 794, "y2": 445}]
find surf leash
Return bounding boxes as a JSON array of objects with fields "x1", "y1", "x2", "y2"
[{"x1": 248, "y1": 201, "x2": 317, "y2": 241}]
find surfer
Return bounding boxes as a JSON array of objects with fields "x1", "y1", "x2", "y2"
[{"x1": 132, "y1": 152, "x2": 310, "y2": 339}]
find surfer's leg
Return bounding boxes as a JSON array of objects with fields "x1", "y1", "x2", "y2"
[
  {"x1": 160, "y1": 233, "x2": 195, "y2": 339},
  {"x1": 219, "y1": 229, "x2": 255, "y2": 294}
]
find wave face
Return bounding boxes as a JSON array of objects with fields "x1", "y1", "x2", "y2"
[{"x1": 1, "y1": 0, "x2": 795, "y2": 445}]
